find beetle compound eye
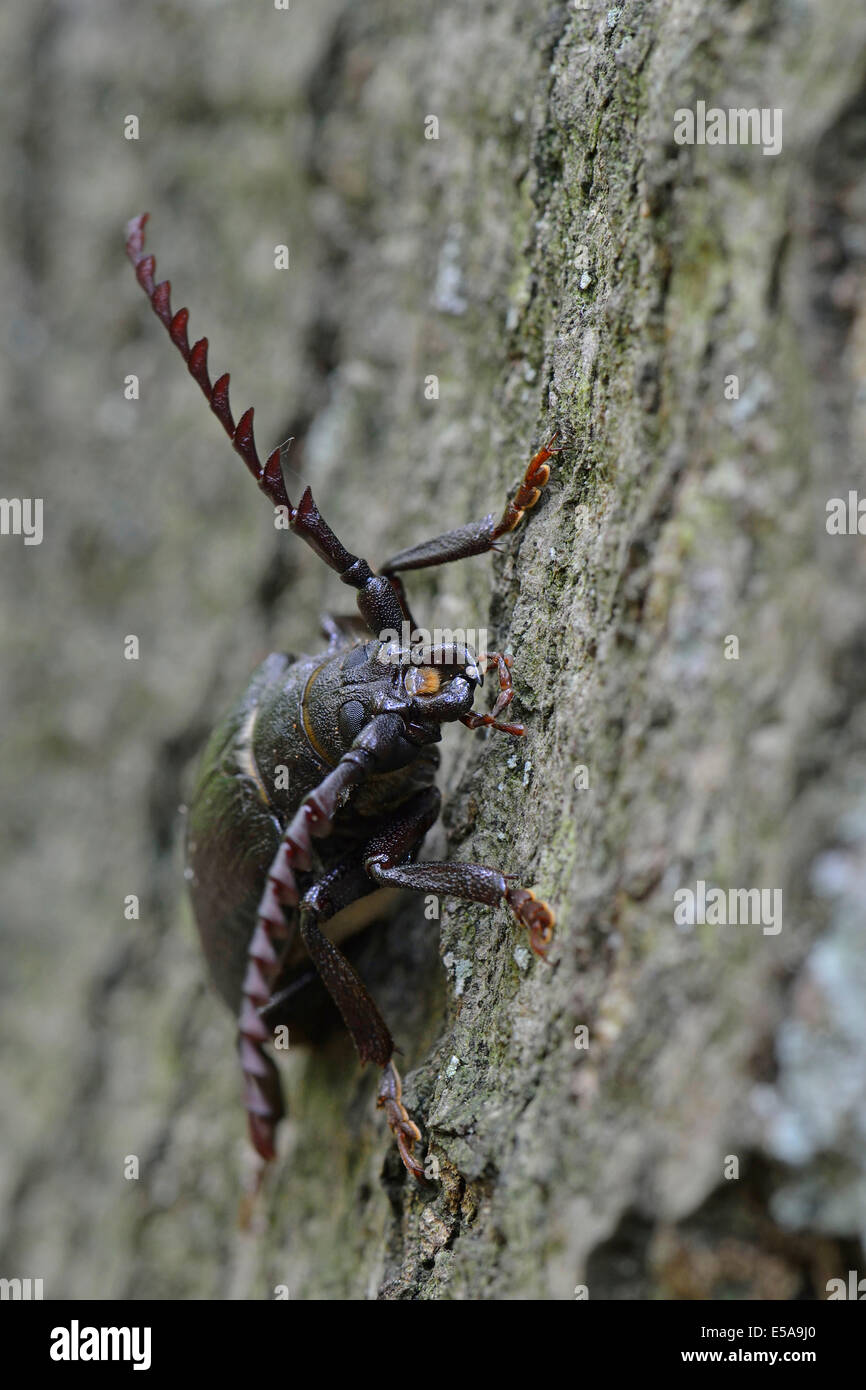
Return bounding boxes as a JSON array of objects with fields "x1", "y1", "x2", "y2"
[
  {"x1": 404, "y1": 666, "x2": 442, "y2": 697},
  {"x1": 338, "y1": 699, "x2": 366, "y2": 742}
]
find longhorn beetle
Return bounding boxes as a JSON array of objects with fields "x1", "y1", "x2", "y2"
[{"x1": 126, "y1": 213, "x2": 556, "y2": 1182}]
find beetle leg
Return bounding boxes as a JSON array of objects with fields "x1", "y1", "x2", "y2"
[
  {"x1": 363, "y1": 791, "x2": 555, "y2": 959},
  {"x1": 379, "y1": 436, "x2": 560, "y2": 576},
  {"x1": 296, "y1": 909, "x2": 423, "y2": 1181},
  {"x1": 459, "y1": 649, "x2": 526, "y2": 735},
  {"x1": 298, "y1": 894, "x2": 425, "y2": 1179},
  {"x1": 262, "y1": 821, "x2": 437, "y2": 1183},
  {"x1": 369, "y1": 860, "x2": 554, "y2": 959}
]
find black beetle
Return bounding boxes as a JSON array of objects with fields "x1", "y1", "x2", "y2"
[{"x1": 126, "y1": 214, "x2": 556, "y2": 1182}]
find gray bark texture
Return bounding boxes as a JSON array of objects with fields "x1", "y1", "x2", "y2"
[{"x1": 2, "y1": 0, "x2": 866, "y2": 1300}]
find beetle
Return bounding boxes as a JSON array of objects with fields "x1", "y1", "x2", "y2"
[{"x1": 126, "y1": 213, "x2": 556, "y2": 1182}]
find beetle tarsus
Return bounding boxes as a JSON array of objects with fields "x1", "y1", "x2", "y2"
[
  {"x1": 460, "y1": 650, "x2": 525, "y2": 733},
  {"x1": 491, "y1": 434, "x2": 560, "y2": 539},
  {"x1": 461, "y1": 711, "x2": 525, "y2": 736},
  {"x1": 506, "y1": 886, "x2": 556, "y2": 959},
  {"x1": 482, "y1": 650, "x2": 516, "y2": 717},
  {"x1": 378, "y1": 1060, "x2": 425, "y2": 1182}
]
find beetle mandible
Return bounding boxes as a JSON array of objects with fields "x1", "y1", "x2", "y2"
[{"x1": 126, "y1": 213, "x2": 556, "y2": 1182}]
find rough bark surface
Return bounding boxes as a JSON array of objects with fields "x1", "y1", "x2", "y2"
[{"x1": 2, "y1": 0, "x2": 866, "y2": 1300}]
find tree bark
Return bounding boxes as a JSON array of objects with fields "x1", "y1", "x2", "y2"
[{"x1": 2, "y1": 0, "x2": 866, "y2": 1299}]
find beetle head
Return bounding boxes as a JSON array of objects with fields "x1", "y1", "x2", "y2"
[
  {"x1": 379, "y1": 637, "x2": 482, "y2": 728},
  {"x1": 328, "y1": 638, "x2": 479, "y2": 755}
]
